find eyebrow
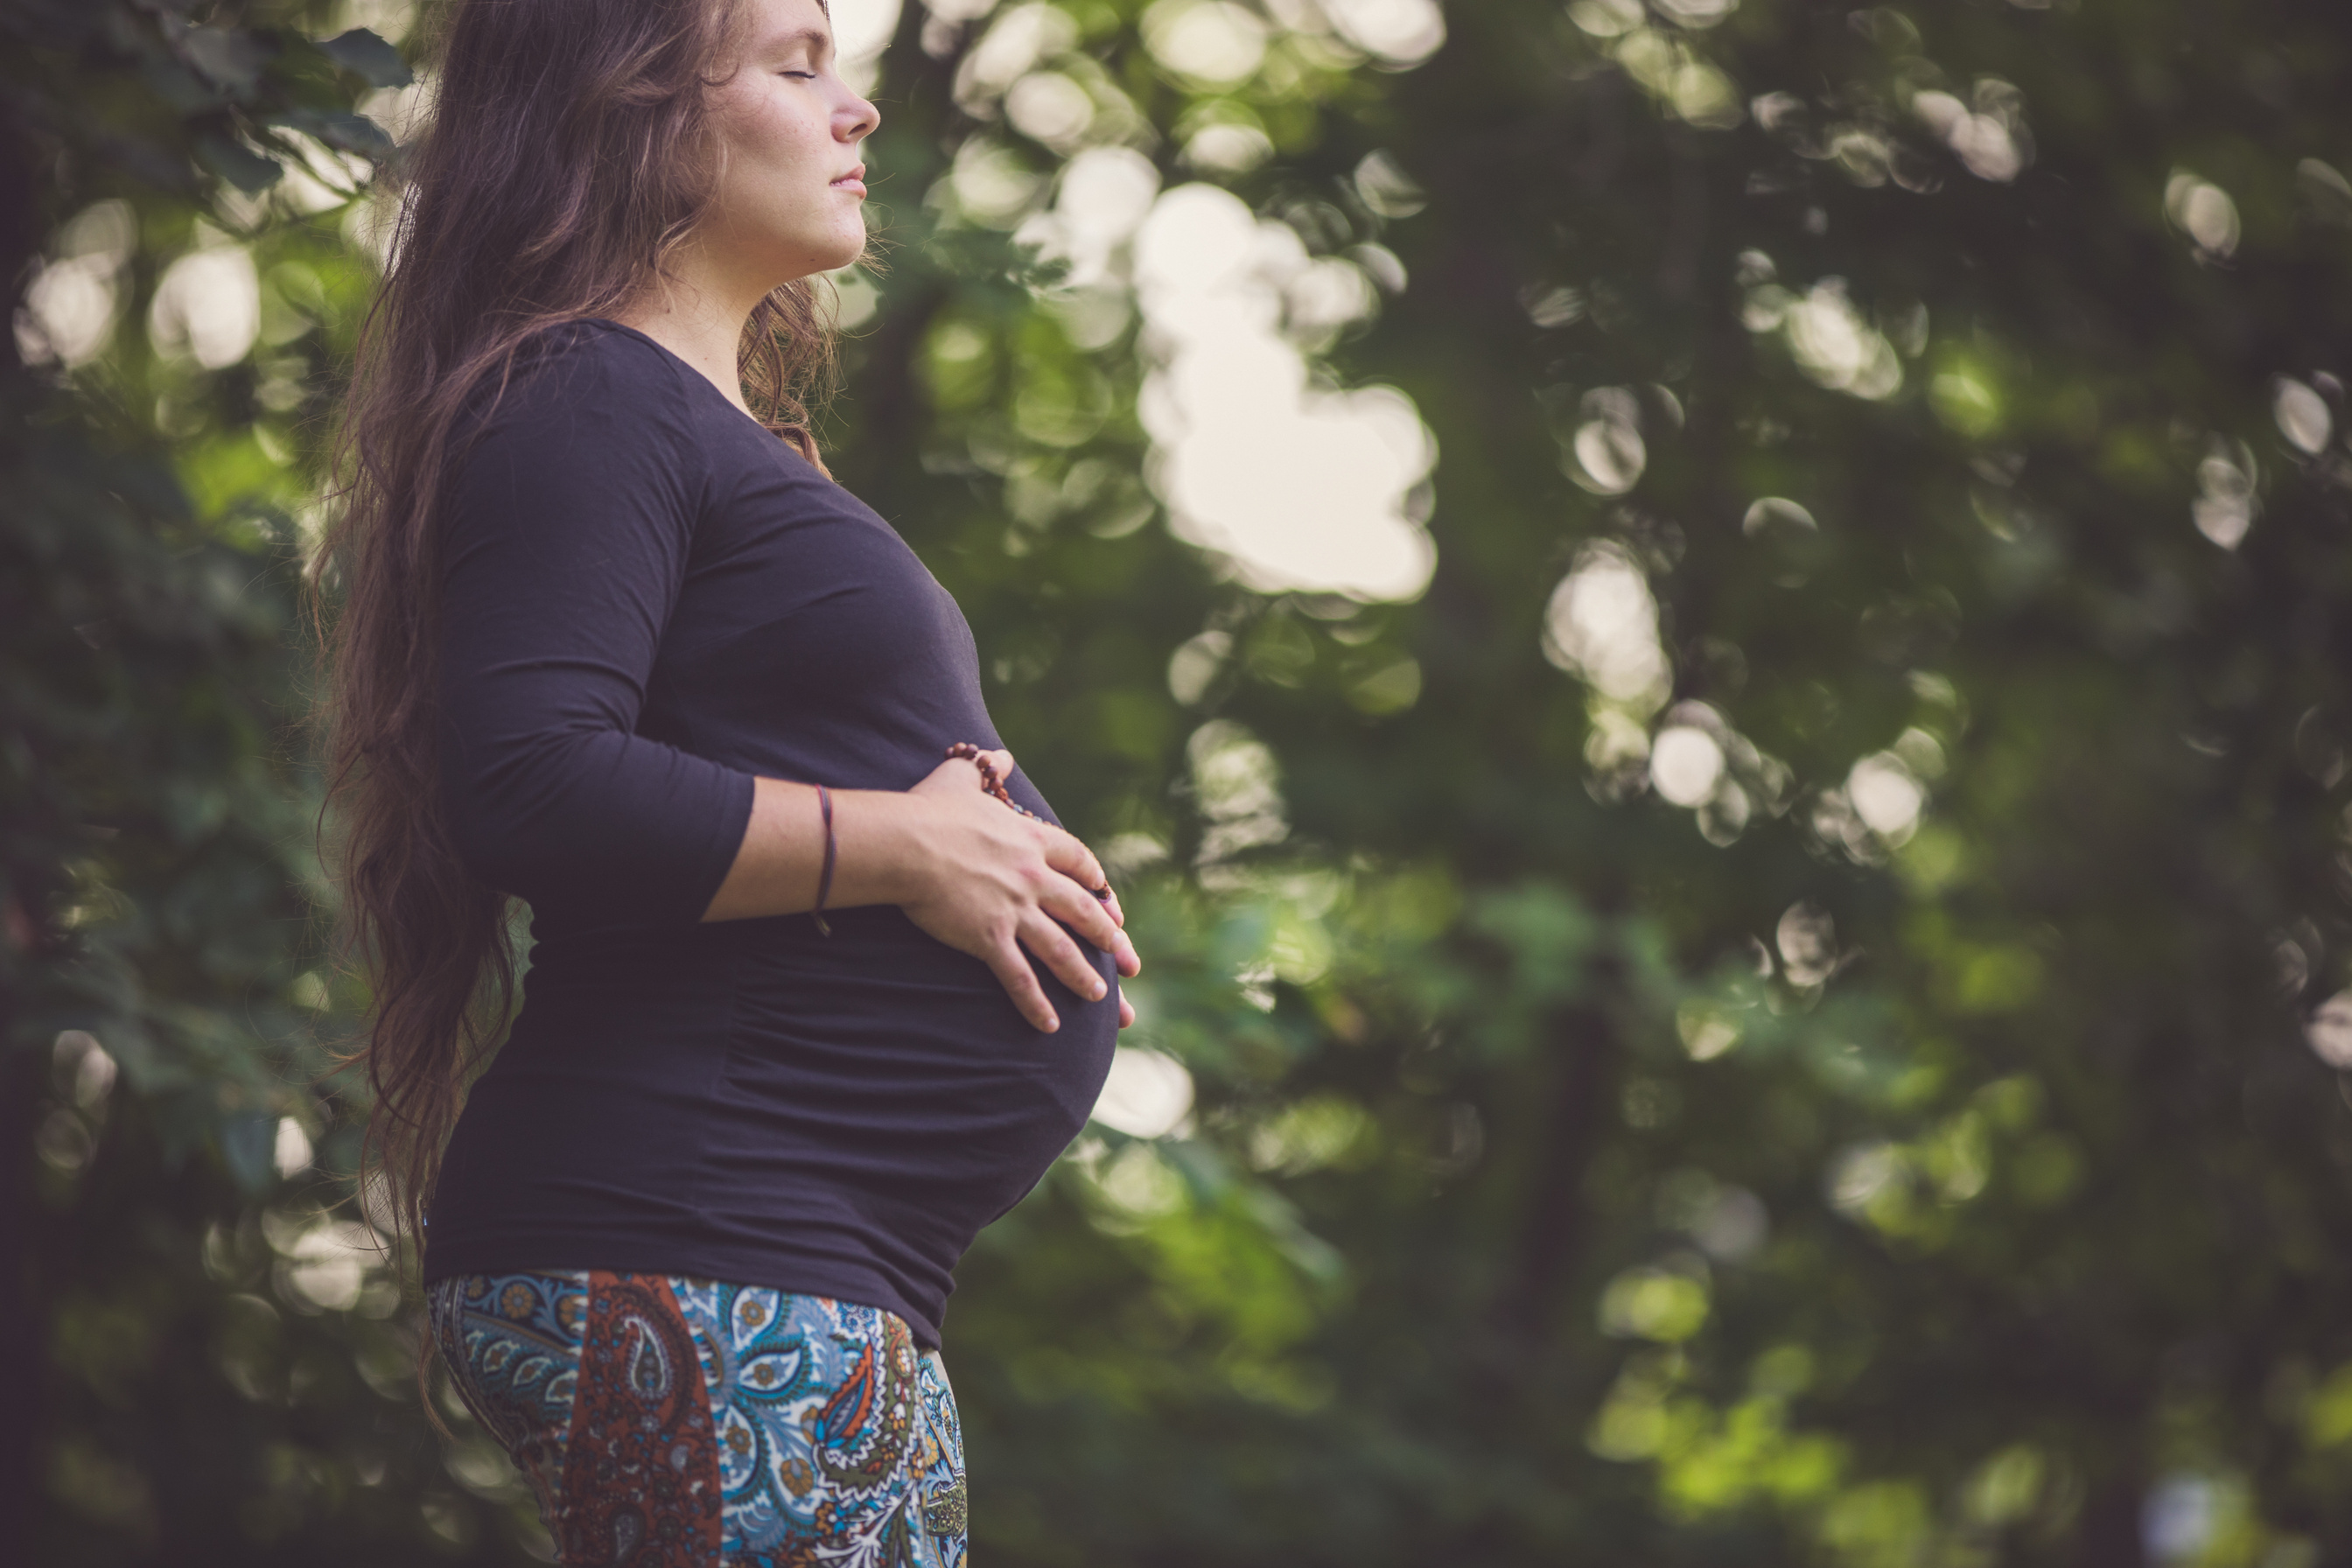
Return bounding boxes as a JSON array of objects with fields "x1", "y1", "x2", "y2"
[{"x1": 759, "y1": 24, "x2": 834, "y2": 62}]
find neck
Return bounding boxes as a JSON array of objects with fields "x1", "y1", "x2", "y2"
[{"x1": 611, "y1": 249, "x2": 770, "y2": 419}]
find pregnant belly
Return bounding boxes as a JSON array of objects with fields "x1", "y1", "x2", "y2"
[{"x1": 706, "y1": 907, "x2": 1120, "y2": 1223}]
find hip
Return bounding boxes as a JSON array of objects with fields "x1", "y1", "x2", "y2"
[{"x1": 430, "y1": 1270, "x2": 967, "y2": 1566}]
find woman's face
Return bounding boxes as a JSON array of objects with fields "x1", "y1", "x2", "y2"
[{"x1": 700, "y1": 0, "x2": 879, "y2": 289}]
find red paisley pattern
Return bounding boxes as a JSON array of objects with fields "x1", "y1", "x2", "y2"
[{"x1": 556, "y1": 1272, "x2": 724, "y2": 1565}]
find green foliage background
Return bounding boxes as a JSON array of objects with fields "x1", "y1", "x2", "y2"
[{"x1": 7, "y1": 0, "x2": 2351, "y2": 1563}]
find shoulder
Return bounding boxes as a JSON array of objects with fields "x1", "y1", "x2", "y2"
[
  {"x1": 438, "y1": 323, "x2": 718, "y2": 550},
  {"x1": 536, "y1": 318, "x2": 692, "y2": 389},
  {"x1": 458, "y1": 319, "x2": 701, "y2": 454}
]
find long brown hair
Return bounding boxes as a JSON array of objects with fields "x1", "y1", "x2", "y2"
[{"x1": 315, "y1": 0, "x2": 843, "y2": 1276}]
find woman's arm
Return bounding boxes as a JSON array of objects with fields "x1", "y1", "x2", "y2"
[
  {"x1": 438, "y1": 340, "x2": 758, "y2": 931},
  {"x1": 437, "y1": 333, "x2": 1135, "y2": 1030},
  {"x1": 700, "y1": 749, "x2": 1141, "y2": 1033}
]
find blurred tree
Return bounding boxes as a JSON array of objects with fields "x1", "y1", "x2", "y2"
[
  {"x1": 10, "y1": 0, "x2": 2352, "y2": 1565},
  {"x1": 4, "y1": 0, "x2": 542, "y2": 1559},
  {"x1": 848, "y1": 3, "x2": 2352, "y2": 1565}
]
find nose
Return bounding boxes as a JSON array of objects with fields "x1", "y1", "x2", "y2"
[{"x1": 838, "y1": 88, "x2": 879, "y2": 143}]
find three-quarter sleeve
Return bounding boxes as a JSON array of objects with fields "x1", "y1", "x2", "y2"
[{"x1": 434, "y1": 337, "x2": 757, "y2": 928}]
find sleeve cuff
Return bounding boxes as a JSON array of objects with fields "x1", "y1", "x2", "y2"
[{"x1": 672, "y1": 766, "x2": 760, "y2": 925}]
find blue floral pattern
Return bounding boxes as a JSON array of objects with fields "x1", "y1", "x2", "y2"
[
  {"x1": 428, "y1": 1270, "x2": 589, "y2": 1512},
  {"x1": 431, "y1": 1271, "x2": 965, "y2": 1568}
]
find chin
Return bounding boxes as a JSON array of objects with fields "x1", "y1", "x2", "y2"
[
  {"x1": 788, "y1": 226, "x2": 865, "y2": 280},
  {"x1": 830, "y1": 216, "x2": 868, "y2": 261}
]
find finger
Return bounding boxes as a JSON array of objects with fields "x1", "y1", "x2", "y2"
[
  {"x1": 1082, "y1": 875, "x2": 1125, "y2": 928},
  {"x1": 1040, "y1": 827, "x2": 1110, "y2": 897},
  {"x1": 1096, "y1": 884, "x2": 1133, "y2": 945},
  {"x1": 985, "y1": 940, "x2": 1060, "y2": 1032},
  {"x1": 1040, "y1": 876, "x2": 1132, "y2": 969},
  {"x1": 1018, "y1": 911, "x2": 1110, "y2": 1003},
  {"x1": 1118, "y1": 995, "x2": 1136, "y2": 1029},
  {"x1": 1021, "y1": 910, "x2": 1110, "y2": 1003}
]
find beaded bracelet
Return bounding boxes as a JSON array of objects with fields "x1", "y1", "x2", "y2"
[
  {"x1": 946, "y1": 741, "x2": 1040, "y2": 820},
  {"x1": 945, "y1": 743, "x2": 1114, "y2": 904}
]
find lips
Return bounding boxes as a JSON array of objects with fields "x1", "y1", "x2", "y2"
[{"x1": 830, "y1": 164, "x2": 867, "y2": 197}]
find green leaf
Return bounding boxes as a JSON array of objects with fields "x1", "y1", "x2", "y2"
[
  {"x1": 194, "y1": 133, "x2": 283, "y2": 192},
  {"x1": 318, "y1": 27, "x2": 414, "y2": 89},
  {"x1": 275, "y1": 108, "x2": 396, "y2": 160},
  {"x1": 178, "y1": 24, "x2": 272, "y2": 93}
]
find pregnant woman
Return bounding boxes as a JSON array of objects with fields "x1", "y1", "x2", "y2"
[{"x1": 317, "y1": 1, "x2": 1137, "y2": 1562}]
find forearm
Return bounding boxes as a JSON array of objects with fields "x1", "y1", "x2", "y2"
[{"x1": 698, "y1": 775, "x2": 937, "y2": 922}]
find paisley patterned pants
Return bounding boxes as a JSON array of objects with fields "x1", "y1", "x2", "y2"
[{"x1": 427, "y1": 1271, "x2": 968, "y2": 1568}]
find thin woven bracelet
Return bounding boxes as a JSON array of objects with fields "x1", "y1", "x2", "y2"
[
  {"x1": 811, "y1": 783, "x2": 837, "y2": 936},
  {"x1": 945, "y1": 742, "x2": 1113, "y2": 903}
]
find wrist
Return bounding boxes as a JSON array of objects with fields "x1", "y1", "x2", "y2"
[{"x1": 835, "y1": 787, "x2": 941, "y2": 908}]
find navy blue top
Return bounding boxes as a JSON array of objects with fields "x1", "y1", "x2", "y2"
[{"x1": 420, "y1": 319, "x2": 1119, "y2": 1346}]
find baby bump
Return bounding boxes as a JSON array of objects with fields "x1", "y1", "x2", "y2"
[{"x1": 714, "y1": 909, "x2": 1119, "y2": 1214}]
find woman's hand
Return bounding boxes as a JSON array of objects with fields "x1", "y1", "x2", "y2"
[
  {"x1": 898, "y1": 749, "x2": 1141, "y2": 1032},
  {"x1": 702, "y1": 752, "x2": 1142, "y2": 1031}
]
